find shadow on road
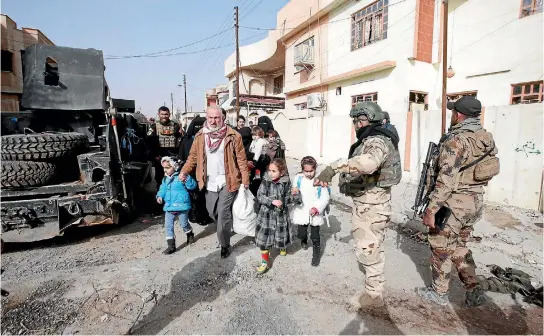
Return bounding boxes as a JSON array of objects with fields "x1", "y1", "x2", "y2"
[
  {"x1": 2, "y1": 216, "x2": 161, "y2": 253},
  {"x1": 392, "y1": 219, "x2": 540, "y2": 334},
  {"x1": 129, "y1": 244, "x2": 252, "y2": 335},
  {"x1": 339, "y1": 305, "x2": 404, "y2": 335}
]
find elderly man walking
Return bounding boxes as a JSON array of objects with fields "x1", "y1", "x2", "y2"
[{"x1": 179, "y1": 106, "x2": 250, "y2": 258}]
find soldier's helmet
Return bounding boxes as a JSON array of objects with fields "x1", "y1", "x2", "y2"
[{"x1": 350, "y1": 101, "x2": 384, "y2": 123}]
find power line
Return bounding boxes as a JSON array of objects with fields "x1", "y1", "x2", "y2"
[
  {"x1": 104, "y1": 27, "x2": 232, "y2": 58},
  {"x1": 105, "y1": 32, "x2": 266, "y2": 60},
  {"x1": 240, "y1": 0, "x2": 264, "y2": 21},
  {"x1": 105, "y1": 43, "x2": 235, "y2": 59}
]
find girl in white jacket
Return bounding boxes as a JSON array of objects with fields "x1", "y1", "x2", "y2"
[{"x1": 291, "y1": 156, "x2": 330, "y2": 266}]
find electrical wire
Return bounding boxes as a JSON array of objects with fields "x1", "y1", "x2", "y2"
[
  {"x1": 105, "y1": 31, "x2": 266, "y2": 60},
  {"x1": 104, "y1": 27, "x2": 232, "y2": 58}
]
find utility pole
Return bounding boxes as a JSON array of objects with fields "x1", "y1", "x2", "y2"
[
  {"x1": 441, "y1": 0, "x2": 449, "y2": 135},
  {"x1": 234, "y1": 6, "x2": 240, "y2": 119},
  {"x1": 171, "y1": 93, "x2": 174, "y2": 113},
  {"x1": 183, "y1": 74, "x2": 188, "y2": 114}
]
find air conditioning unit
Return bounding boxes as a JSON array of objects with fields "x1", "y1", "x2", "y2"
[{"x1": 307, "y1": 93, "x2": 322, "y2": 109}]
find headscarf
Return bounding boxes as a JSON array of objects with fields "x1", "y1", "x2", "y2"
[{"x1": 203, "y1": 121, "x2": 227, "y2": 153}]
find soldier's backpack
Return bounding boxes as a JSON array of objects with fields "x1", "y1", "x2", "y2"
[{"x1": 457, "y1": 131, "x2": 500, "y2": 185}]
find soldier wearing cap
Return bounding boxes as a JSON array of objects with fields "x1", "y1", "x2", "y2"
[
  {"x1": 147, "y1": 106, "x2": 181, "y2": 190},
  {"x1": 416, "y1": 96, "x2": 500, "y2": 307},
  {"x1": 315, "y1": 101, "x2": 401, "y2": 309}
]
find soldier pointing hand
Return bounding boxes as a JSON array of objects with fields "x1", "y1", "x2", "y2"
[{"x1": 315, "y1": 101, "x2": 401, "y2": 310}]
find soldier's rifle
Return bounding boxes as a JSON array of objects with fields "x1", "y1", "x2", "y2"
[{"x1": 413, "y1": 142, "x2": 440, "y2": 217}]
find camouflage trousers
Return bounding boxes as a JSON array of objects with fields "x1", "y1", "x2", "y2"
[
  {"x1": 429, "y1": 211, "x2": 479, "y2": 295},
  {"x1": 351, "y1": 198, "x2": 391, "y2": 297}
]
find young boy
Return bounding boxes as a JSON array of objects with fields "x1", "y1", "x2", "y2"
[{"x1": 156, "y1": 156, "x2": 197, "y2": 254}]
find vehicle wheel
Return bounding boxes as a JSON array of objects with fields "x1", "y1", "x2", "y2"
[
  {"x1": 1, "y1": 132, "x2": 88, "y2": 161},
  {"x1": 1, "y1": 160, "x2": 56, "y2": 188}
]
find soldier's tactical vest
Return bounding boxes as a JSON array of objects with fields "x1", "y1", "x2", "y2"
[
  {"x1": 454, "y1": 129, "x2": 499, "y2": 187},
  {"x1": 155, "y1": 121, "x2": 177, "y2": 148},
  {"x1": 339, "y1": 135, "x2": 402, "y2": 196}
]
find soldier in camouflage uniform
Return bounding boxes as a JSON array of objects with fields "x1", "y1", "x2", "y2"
[
  {"x1": 147, "y1": 106, "x2": 181, "y2": 190},
  {"x1": 417, "y1": 96, "x2": 499, "y2": 307},
  {"x1": 315, "y1": 101, "x2": 401, "y2": 308}
]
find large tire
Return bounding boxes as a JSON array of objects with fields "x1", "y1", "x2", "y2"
[
  {"x1": 1, "y1": 132, "x2": 88, "y2": 161},
  {"x1": 1, "y1": 161, "x2": 56, "y2": 188}
]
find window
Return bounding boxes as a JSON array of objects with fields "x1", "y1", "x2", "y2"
[
  {"x1": 520, "y1": 0, "x2": 543, "y2": 18},
  {"x1": 446, "y1": 91, "x2": 477, "y2": 102},
  {"x1": 351, "y1": 0, "x2": 388, "y2": 51},
  {"x1": 294, "y1": 37, "x2": 314, "y2": 72},
  {"x1": 1, "y1": 50, "x2": 13, "y2": 72},
  {"x1": 336, "y1": 87, "x2": 342, "y2": 96},
  {"x1": 233, "y1": 80, "x2": 238, "y2": 97},
  {"x1": 273, "y1": 75, "x2": 284, "y2": 94},
  {"x1": 511, "y1": 81, "x2": 543, "y2": 104},
  {"x1": 295, "y1": 102, "x2": 307, "y2": 110},
  {"x1": 44, "y1": 57, "x2": 59, "y2": 86},
  {"x1": 409, "y1": 91, "x2": 428, "y2": 110},
  {"x1": 352, "y1": 92, "x2": 378, "y2": 106}
]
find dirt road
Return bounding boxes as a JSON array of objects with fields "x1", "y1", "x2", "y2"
[{"x1": 2, "y1": 197, "x2": 542, "y2": 335}]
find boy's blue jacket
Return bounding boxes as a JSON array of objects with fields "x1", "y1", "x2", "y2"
[{"x1": 156, "y1": 172, "x2": 197, "y2": 212}]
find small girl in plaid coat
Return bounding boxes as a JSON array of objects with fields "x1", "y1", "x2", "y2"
[{"x1": 254, "y1": 158, "x2": 301, "y2": 273}]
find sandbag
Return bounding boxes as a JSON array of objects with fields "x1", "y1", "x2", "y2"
[{"x1": 233, "y1": 185, "x2": 257, "y2": 237}]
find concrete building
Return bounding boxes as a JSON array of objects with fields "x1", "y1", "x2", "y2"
[
  {"x1": 1, "y1": 14, "x2": 54, "y2": 112},
  {"x1": 204, "y1": 84, "x2": 229, "y2": 109},
  {"x1": 223, "y1": 23, "x2": 287, "y2": 126},
  {"x1": 226, "y1": 0, "x2": 543, "y2": 211}
]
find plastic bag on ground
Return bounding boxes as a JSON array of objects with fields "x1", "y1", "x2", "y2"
[{"x1": 232, "y1": 185, "x2": 257, "y2": 237}]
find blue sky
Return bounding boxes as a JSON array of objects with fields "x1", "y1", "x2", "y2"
[{"x1": 3, "y1": 0, "x2": 289, "y2": 117}]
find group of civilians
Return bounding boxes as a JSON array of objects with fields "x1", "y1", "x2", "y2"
[{"x1": 147, "y1": 105, "x2": 285, "y2": 258}]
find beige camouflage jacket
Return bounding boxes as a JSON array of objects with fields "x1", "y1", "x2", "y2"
[
  {"x1": 331, "y1": 137, "x2": 391, "y2": 204},
  {"x1": 426, "y1": 132, "x2": 486, "y2": 222}
]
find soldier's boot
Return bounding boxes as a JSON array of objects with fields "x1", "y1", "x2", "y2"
[
  {"x1": 162, "y1": 239, "x2": 176, "y2": 255},
  {"x1": 348, "y1": 291, "x2": 384, "y2": 311},
  {"x1": 465, "y1": 285, "x2": 487, "y2": 307},
  {"x1": 415, "y1": 286, "x2": 449, "y2": 306},
  {"x1": 358, "y1": 292, "x2": 385, "y2": 308}
]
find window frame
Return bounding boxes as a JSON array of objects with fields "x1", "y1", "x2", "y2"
[
  {"x1": 446, "y1": 91, "x2": 478, "y2": 103},
  {"x1": 273, "y1": 75, "x2": 284, "y2": 94},
  {"x1": 510, "y1": 81, "x2": 543, "y2": 104},
  {"x1": 409, "y1": 90, "x2": 429, "y2": 111},
  {"x1": 1, "y1": 50, "x2": 14, "y2": 72},
  {"x1": 351, "y1": 92, "x2": 378, "y2": 106},
  {"x1": 294, "y1": 36, "x2": 315, "y2": 72},
  {"x1": 351, "y1": 0, "x2": 389, "y2": 51},
  {"x1": 520, "y1": 0, "x2": 543, "y2": 18},
  {"x1": 294, "y1": 102, "x2": 308, "y2": 110}
]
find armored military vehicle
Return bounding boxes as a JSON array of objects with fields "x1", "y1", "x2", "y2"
[{"x1": 1, "y1": 44, "x2": 151, "y2": 242}]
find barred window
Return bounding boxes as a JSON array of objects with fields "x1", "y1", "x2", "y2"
[
  {"x1": 273, "y1": 75, "x2": 284, "y2": 94},
  {"x1": 294, "y1": 37, "x2": 315, "y2": 72},
  {"x1": 351, "y1": 0, "x2": 389, "y2": 51},
  {"x1": 352, "y1": 92, "x2": 378, "y2": 106},
  {"x1": 511, "y1": 81, "x2": 543, "y2": 104}
]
